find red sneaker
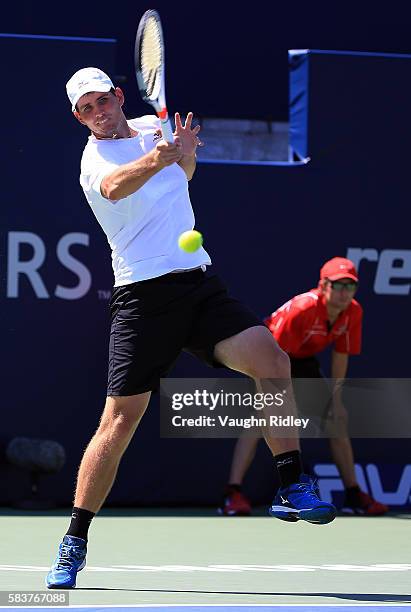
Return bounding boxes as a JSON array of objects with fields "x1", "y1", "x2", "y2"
[
  {"x1": 343, "y1": 491, "x2": 389, "y2": 516},
  {"x1": 219, "y1": 490, "x2": 251, "y2": 516}
]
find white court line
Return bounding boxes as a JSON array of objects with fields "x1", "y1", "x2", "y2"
[{"x1": 1, "y1": 564, "x2": 411, "y2": 573}]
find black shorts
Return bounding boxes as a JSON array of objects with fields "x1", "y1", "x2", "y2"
[
  {"x1": 107, "y1": 269, "x2": 263, "y2": 396},
  {"x1": 290, "y1": 356, "x2": 333, "y2": 425}
]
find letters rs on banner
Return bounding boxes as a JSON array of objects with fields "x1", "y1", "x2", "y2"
[{"x1": 4, "y1": 232, "x2": 92, "y2": 300}]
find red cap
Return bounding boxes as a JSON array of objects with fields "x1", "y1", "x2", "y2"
[{"x1": 320, "y1": 257, "x2": 358, "y2": 282}]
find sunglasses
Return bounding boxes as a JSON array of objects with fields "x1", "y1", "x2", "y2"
[{"x1": 329, "y1": 280, "x2": 358, "y2": 292}]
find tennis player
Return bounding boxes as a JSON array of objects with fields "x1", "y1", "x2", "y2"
[
  {"x1": 46, "y1": 68, "x2": 336, "y2": 589},
  {"x1": 220, "y1": 257, "x2": 389, "y2": 517}
]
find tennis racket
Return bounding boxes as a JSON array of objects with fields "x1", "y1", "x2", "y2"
[{"x1": 135, "y1": 9, "x2": 174, "y2": 143}]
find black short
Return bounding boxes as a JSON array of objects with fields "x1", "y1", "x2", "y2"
[
  {"x1": 107, "y1": 269, "x2": 263, "y2": 396},
  {"x1": 290, "y1": 356, "x2": 333, "y2": 424},
  {"x1": 290, "y1": 355, "x2": 324, "y2": 379}
]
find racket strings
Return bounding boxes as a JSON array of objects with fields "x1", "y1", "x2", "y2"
[{"x1": 141, "y1": 17, "x2": 162, "y2": 98}]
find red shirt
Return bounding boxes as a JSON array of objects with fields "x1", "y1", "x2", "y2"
[{"x1": 264, "y1": 288, "x2": 363, "y2": 358}]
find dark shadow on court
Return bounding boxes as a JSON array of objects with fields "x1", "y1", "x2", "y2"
[
  {"x1": 0, "y1": 507, "x2": 410, "y2": 518},
  {"x1": 0, "y1": 506, "x2": 271, "y2": 517},
  {"x1": 78, "y1": 588, "x2": 411, "y2": 602}
]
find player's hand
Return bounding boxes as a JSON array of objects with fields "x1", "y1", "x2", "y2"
[
  {"x1": 153, "y1": 140, "x2": 183, "y2": 168},
  {"x1": 174, "y1": 112, "x2": 203, "y2": 157}
]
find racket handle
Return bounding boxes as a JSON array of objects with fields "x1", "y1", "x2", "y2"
[{"x1": 160, "y1": 118, "x2": 174, "y2": 143}]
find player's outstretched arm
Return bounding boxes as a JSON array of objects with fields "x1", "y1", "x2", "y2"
[{"x1": 101, "y1": 142, "x2": 182, "y2": 200}]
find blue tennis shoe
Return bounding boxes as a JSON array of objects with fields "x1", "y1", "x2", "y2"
[
  {"x1": 269, "y1": 474, "x2": 336, "y2": 525},
  {"x1": 46, "y1": 535, "x2": 87, "y2": 589}
]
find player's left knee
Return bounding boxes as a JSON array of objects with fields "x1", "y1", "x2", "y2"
[{"x1": 250, "y1": 342, "x2": 290, "y2": 379}]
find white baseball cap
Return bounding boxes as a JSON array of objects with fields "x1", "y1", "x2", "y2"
[{"x1": 66, "y1": 67, "x2": 114, "y2": 112}]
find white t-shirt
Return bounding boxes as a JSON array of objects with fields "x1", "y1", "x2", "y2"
[{"x1": 79, "y1": 115, "x2": 211, "y2": 286}]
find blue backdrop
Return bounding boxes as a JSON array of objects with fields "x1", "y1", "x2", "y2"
[
  {"x1": 4, "y1": 0, "x2": 411, "y2": 121},
  {"x1": 1, "y1": 39, "x2": 409, "y2": 509}
]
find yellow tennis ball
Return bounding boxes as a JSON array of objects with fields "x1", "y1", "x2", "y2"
[{"x1": 178, "y1": 230, "x2": 203, "y2": 253}]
